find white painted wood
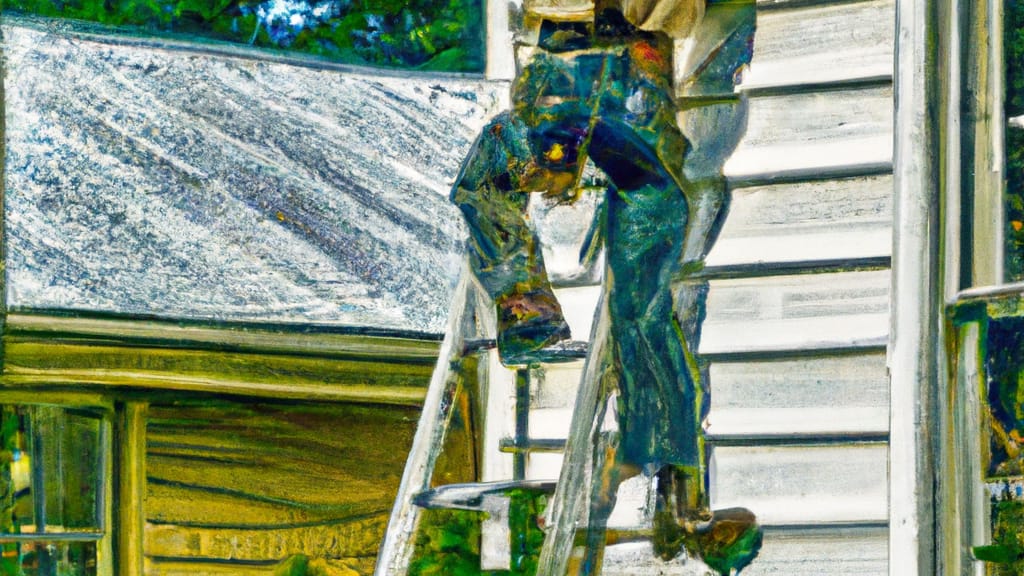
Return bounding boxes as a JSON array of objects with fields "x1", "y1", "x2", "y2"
[
  {"x1": 971, "y1": 0, "x2": 1005, "y2": 287},
  {"x1": 525, "y1": 451, "x2": 565, "y2": 480},
  {"x1": 531, "y1": 353, "x2": 891, "y2": 441},
  {"x1": 530, "y1": 360, "x2": 586, "y2": 409},
  {"x1": 943, "y1": 0, "x2": 964, "y2": 306},
  {"x1": 724, "y1": 87, "x2": 894, "y2": 183},
  {"x1": 605, "y1": 474, "x2": 654, "y2": 529},
  {"x1": 486, "y1": 0, "x2": 516, "y2": 80},
  {"x1": 745, "y1": 526, "x2": 888, "y2": 575},
  {"x1": 602, "y1": 526, "x2": 888, "y2": 575},
  {"x1": 483, "y1": 349, "x2": 517, "y2": 483},
  {"x1": 553, "y1": 284, "x2": 602, "y2": 340},
  {"x1": 536, "y1": 291, "x2": 612, "y2": 574},
  {"x1": 526, "y1": 458, "x2": 653, "y2": 529},
  {"x1": 890, "y1": 0, "x2": 941, "y2": 568},
  {"x1": 480, "y1": 495, "x2": 512, "y2": 570},
  {"x1": 705, "y1": 175, "x2": 893, "y2": 269},
  {"x1": 701, "y1": 311, "x2": 888, "y2": 355},
  {"x1": 948, "y1": 323, "x2": 989, "y2": 576},
  {"x1": 731, "y1": 87, "x2": 894, "y2": 149},
  {"x1": 710, "y1": 443, "x2": 889, "y2": 525},
  {"x1": 529, "y1": 407, "x2": 575, "y2": 438},
  {"x1": 705, "y1": 229, "x2": 890, "y2": 271},
  {"x1": 700, "y1": 270, "x2": 891, "y2": 355},
  {"x1": 741, "y1": 0, "x2": 895, "y2": 90},
  {"x1": 706, "y1": 352, "x2": 890, "y2": 437},
  {"x1": 603, "y1": 542, "x2": 714, "y2": 575}
]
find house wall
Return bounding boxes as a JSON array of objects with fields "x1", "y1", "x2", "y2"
[
  {"x1": 1, "y1": 312, "x2": 450, "y2": 575},
  {"x1": 704, "y1": 0, "x2": 895, "y2": 571}
]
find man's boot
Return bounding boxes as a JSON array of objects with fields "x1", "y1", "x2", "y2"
[
  {"x1": 652, "y1": 465, "x2": 763, "y2": 575},
  {"x1": 495, "y1": 287, "x2": 572, "y2": 366}
]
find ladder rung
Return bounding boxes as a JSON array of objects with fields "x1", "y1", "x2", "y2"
[
  {"x1": 461, "y1": 339, "x2": 590, "y2": 362},
  {"x1": 499, "y1": 438, "x2": 567, "y2": 453},
  {"x1": 413, "y1": 480, "x2": 557, "y2": 512},
  {"x1": 463, "y1": 338, "x2": 497, "y2": 354}
]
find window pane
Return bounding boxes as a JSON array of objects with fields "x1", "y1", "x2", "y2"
[
  {"x1": 0, "y1": 406, "x2": 104, "y2": 534},
  {"x1": 952, "y1": 306, "x2": 1024, "y2": 573},
  {"x1": 14, "y1": 541, "x2": 97, "y2": 576}
]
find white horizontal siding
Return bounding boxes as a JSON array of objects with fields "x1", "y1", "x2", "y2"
[
  {"x1": 705, "y1": 175, "x2": 893, "y2": 269},
  {"x1": 528, "y1": 407, "x2": 577, "y2": 440},
  {"x1": 489, "y1": 1, "x2": 896, "y2": 571},
  {"x1": 527, "y1": 352, "x2": 890, "y2": 441},
  {"x1": 601, "y1": 526, "x2": 887, "y2": 576},
  {"x1": 553, "y1": 269, "x2": 893, "y2": 359},
  {"x1": 744, "y1": 526, "x2": 888, "y2": 575},
  {"x1": 529, "y1": 360, "x2": 587, "y2": 409},
  {"x1": 710, "y1": 443, "x2": 889, "y2": 525},
  {"x1": 700, "y1": 270, "x2": 890, "y2": 355},
  {"x1": 706, "y1": 352, "x2": 889, "y2": 437},
  {"x1": 742, "y1": 0, "x2": 895, "y2": 90},
  {"x1": 724, "y1": 86, "x2": 894, "y2": 183},
  {"x1": 524, "y1": 443, "x2": 888, "y2": 527}
]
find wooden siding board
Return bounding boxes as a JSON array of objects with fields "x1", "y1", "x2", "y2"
[
  {"x1": 724, "y1": 87, "x2": 894, "y2": 183},
  {"x1": 700, "y1": 270, "x2": 890, "y2": 355},
  {"x1": 705, "y1": 175, "x2": 893, "y2": 269},
  {"x1": 710, "y1": 443, "x2": 889, "y2": 525},
  {"x1": 706, "y1": 352, "x2": 890, "y2": 437},
  {"x1": 600, "y1": 525, "x2": 887, "y2": 575},
  {"x1": 144, "y1": 517, "x2": 386, "y2": 562},
  {"x1": 743, "y1": 0, "x2": 895, "y2": 90},
  {"x1": 525, "y1": 353, "x2": 890, "y2": 440},
  {"x1": 520, "y1": 443, "x2": 887, "y2": 527},
  {"x1": 743, "y1": 525, "x2": 888, "y2": 575},
  {"x1": 145, "y1": 557, "x2": 376, "y2": 575},
  {"x1": 4, "y1": 313, "x2": 442, "y2": 360},
  {"x1": 142, "y1": 400, "x2": 415, "y2": 567}
]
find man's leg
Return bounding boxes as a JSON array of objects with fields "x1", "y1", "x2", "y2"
[
  {"x1": 451, "y1": 113, "x2": 571, "y2": 365},
  {"x1": 588, "y1": 119, "x2": 698, "y2": 476},
  {"x1": 590, "y1": 120, "x2": 762, "y2": 575}
]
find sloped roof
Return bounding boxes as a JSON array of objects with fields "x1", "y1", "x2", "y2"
[{"x1": 4, "y1": 20, "x2": 508, "y2": 333}]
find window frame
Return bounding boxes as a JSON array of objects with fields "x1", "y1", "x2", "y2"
[
  {"x1": 0, "y1": 393, "x2": 115, "y2": 576},
  {"x1": 933, "y1": 0, "x2": 1017, "y2": 572}
]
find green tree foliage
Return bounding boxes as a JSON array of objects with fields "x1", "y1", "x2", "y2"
[
  {"x1": 1007, "y1": 129, "x2": 1024, "y2": 281},
  {"x1": 1007, "y1": 0, "x2": 1024, "y2": 118},
  {"x1": 975, "y1": 498, "x2": 1024, "y2": 574},
  {"x1": 5, "y1": 0, "x2": 484, "y2": 72},
  {"x1": 1007, "y1": 0, "x2": 1024, "y2": 279},
  {"x1": 408, "y1": 490, "x2": 547, "y2": 576}
]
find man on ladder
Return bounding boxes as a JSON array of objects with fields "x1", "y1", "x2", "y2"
[{"x1": 451, "y1": 0, "x2": 762, "y2": 573}]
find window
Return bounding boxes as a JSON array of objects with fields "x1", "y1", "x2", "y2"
[
  {"x1": 939, "y1": 0, "x2": 1024, "y2": 572},
  {"x1": 0, "y1": 404, "x2": 111, "y2": 575}
]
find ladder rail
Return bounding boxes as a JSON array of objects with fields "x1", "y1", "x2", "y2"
[
  {"x1": 536, "y1": 288, "x2": 611, "y2": 575},
  {"x1": 374, "y1": 267, "x2": 476, "y2": 576}
]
